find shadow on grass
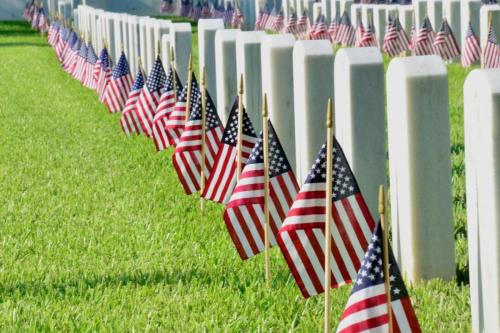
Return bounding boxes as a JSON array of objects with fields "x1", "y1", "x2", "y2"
[
  {"x1": 0, "y1": 42, "x2": 49, "y2": 47},
  {"x1": 0, "y1": 20, "x2": 39, "y2": 37}
]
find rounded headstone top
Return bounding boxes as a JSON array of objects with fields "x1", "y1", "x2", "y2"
[
  {"x1": 387, "y1": 55, "x2": 446, "y2": 79},
  {"x1": 293, "y1": 40, "x2": 333, "y2": 57},
  {"x1": 336, "y1": 47, "x2": 382, "y2": 65},
  {"x1": 465, "y1": 69, "x2": 500, "y2": 94},
  {"x1": 262, "y1": 34, "x2": 295, "y2": 48},
  {"x1": 172, "y1": 23, "x2": 192, "y2": 32},
  {"x1": 215, "y1": 29, "x2": 241, "y2": 42},
  {"x1": 237, "y1": 31, "x2": 266, "y2": 44},
  {"x1": 198, "y1": 19, "x2": 225, "y2": 30}
]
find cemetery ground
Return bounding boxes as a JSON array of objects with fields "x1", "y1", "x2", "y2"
[{"x1": 0, "y1": 20, "x2": 470, "y2": 331}]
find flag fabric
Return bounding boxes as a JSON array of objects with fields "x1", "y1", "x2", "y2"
[
  {"x1": 61, "y1": 30, "x2": 78, "y2": 66},
  {"x1": 271, "y1": 10, "x2": 284, "y2": 33},
  {"x1": 152, "y1": 68, "x2": 183, "y2": 152},
  {"x1": 483, "y1": 23, "x2": 500, "y2": 69},
  {"x1": 359, "y1": 21, "x2": 377, "y2": 47},
  {"x1": 231, "y1": 6, "x2": 244, "y2": 28},
  {"x1": 55, "y1": 26, "x2": 69, "y2": 60},
  {"x1": 73, "y1": 40, "x2": 88, "y2": 80},
  {"x1": 337, "y1": 11, "x2": 356, "y2": 46},
  {"x1": 37, "y1": 6, "x2": 49, "y2": 33},
  {"x1": 223, "y1": 3, "x2": 234, "y2": 26},
  {"x1": 96, "y1": 47, "x2": 113, "y2": 100},
  {"x1": 172, "y1": 87, "x2": 224, "y2": 195},
  {"x1": 135, "y1": 56, "x2": 167, "y2": 137},
  {"x1": 83, "y1": 44, "x2": 98, "y2": 89},
  {"x1": 433, "y1": 18, "x2": 460, "y2": 61},
  {"x1": 355, "y1": 20, "x2": 365, "y2": 47},
  {"x1": 297, "y1": 10, "x2": 311, "y2": 38},
  {"x1": 277, "y1": 138, "x2": 376, "y2": 298},
  {"x1": 414, "y1": 17, "x2": 435, "y2": 56},
  {"x1": 223, "y1": 121, "x2": 299, "y2": 260},
  {"x1": 383, "y1": 17, "x2": 409, "y2": 57},
  {"x1": 48, "y1": 20, "x2": 59, "y2": 46},
  {"x1": 103, "y1": 52, "x2": 134, "y2": 113},
  {"x1": 255, "y1": 8, "x2": 264, "y2": 30},
  {"x1": 164, "y1": 73, "x2": 201, "y2": 147},
  {"x1": 408, "y1": 22, "x2": 416, "y2": 51},
  {"x1": 462, "y1": 21, "x2": 481, "y2": 67},
  {"x1": 336, "y1": 222, "x2": 421, "y2": 333},
  {"x1": 160, "y1": 0, "x2": 174, "y2": 13},
  {"x1": 310, "y1": 15, "x2": 330, "y2": 41},
  {"x1": 120, "y1": 69, "x2": 146, "y2": 136},
  {"x1": 202, "y1": 98, "x2": 258, "y2": 204},
  {"x1": 329, "y1": 15, "x2": 340, "y2": 43},
  {"x1": 191, "y1": 3, "x2": 202, "y2": 21},
  {"x1": 284, "y1": 11, "x2": 299, "y2": 36}
]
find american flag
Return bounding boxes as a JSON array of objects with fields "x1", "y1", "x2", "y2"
[
  {"x1": 83, "y1": 44, "x2": 98, "y2": 89},
  {"x1": 172, "y1": 88, "x2": 224, "y2": 195},
  {"x1": 271, "y1": 10, "x2": 284, "y2": 33},
  {"x1": 414, "y1": 16, "x2": 435, "y2": 56},
  {"x1": 96, "y1": 47, "x2": 113, "y2": 100},
  {"x1": 31, "y1": 4, "x2": 39, "y2": 29},
  {"x1": 231, "y1": 6, "x2": 244, "y2": 28},
  {"x1": 103, "y1": 52, "x2": 134, "y2": 113},
  {"x1": 223, "y1": 3, "x2": 234, "y2": 26},
  {"x1": 277, "y1": 138, "x2": 376, "y2": 298},
  {"x1": 160, "y1": 0, "x2": 174, "y2": 14},
  {"x1": 408, "y1": 22, "x2": 415, "y2": 51},
  {"x1": 152, "y1": 68, "x2": 183, "y2": 152},
  {"x1": 37, "y1": 6, "x2": 49, "y2": 33},
  {"x1": 462, "y1": 22, "x2": 481, "y2": 68},
  {"x1": 120, "y1": 68, "x2": 146, "y2": 136},
  {"x1": 284, "y1": 11, "x2": 299, "y2": 36},
  {"x1": 164, "y1": 73, "x2": 201, "y2": 146},
  {"x1": 55, "y1": 25, "x2": 68, "y2": 59},
  {"x1": 61, "y1": 31, "x2": 78, "y2": 69},
  {"x1": 191, "y1": 3, "x2": 202, "y2": 21},
  {"x1": 136, "y1": 56, "x2": 167, "y2": 137},
  {"x1": 337, "y1": 11, "x2": 356, "y2": 46},
  {"x1": 310, "y1": 15, "x2": 330, "y2": 41},
  {"x1": 383, "y1": 16, "x2": 409, "y2": 57},
  {"x1": 359, "y1": 21, "x2": 377, "y2": 47},
  {"x1": 223, "y1": 121, "x2": 299, "y2": 260},
  {"x1": 255, "y1": 8, "x2": 264, "y2": 30},
  {"x1": 433, "y1": 18, "x2": 460, "y2": 61},
  {"x1": 328, "y1": 15, "x2": 340, "y2": 43},
  {"x1": 336, "y1": 222, "x2": 421, "y2": 333},
  {"x1": 180, "y1": 0, "x2": 192, "y2": 17},
  {"x1": 73, "y1": 40, "x2": 88, "y2": 81},
  {"x1": 297, "y1": 10, "x2": 311, "y2": 39},
  {"x1": 48, "y1": 19, "x2": 59, "y2": 46},
  {"x1": 202, "y1": 3, "x2": 212, "y2": 18},
  {"x1": 355, "y1": 20, "x2": 366, "y2": 47},
  {"x1": 23, "y1": 0, "x2": 34, "y2": 21},
  {"x1": 202, "y1": 98, "x2": 258, "y2": 204},
  {"x1": 483, "y1": 22, "x2": 500, "y2": 69}
]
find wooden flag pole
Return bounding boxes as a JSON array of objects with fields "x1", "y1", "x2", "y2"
[
  {"x1": 237, "y1": 74, "x2": 244, "y2": 182},
  {"x1": 262, "y1": 93, "x2": 271, "y2": 289},
  {"x1": 185, "y1": 54, "x2": 193, "y2": 122},
  {"x1": 323, "y1": 98, "x2": 334, "y2": 333},
  {"x1": 170, "y1": 46, "x2": 177, "y2": 101},
  {"x1": 379, "y1": 185, "x2": 394, "y2": 333},
  {"x1": 200, "y1": 67, "x2": 207, "y2": 212}
]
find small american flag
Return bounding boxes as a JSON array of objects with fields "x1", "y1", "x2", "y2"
[
  {"x1": 414, "y1": 16, "x2": 435, "y2": 56},
  {"x1": 223, "y1": 3, "x2": 234, "y2": 26},
  {"x1": 180, "y1": 0, "x2": 192, "y2": 17},
  {"x1": 202, "y1": 97, "x2": 258, "y2": 204},
  {"x1": 433, "y1": 18, "x2": 460, "y2": 61},
  {"x1": 136, "y1": 56, "x2": 167, "y2": 137},
  {"x1": 96, "y1": 47, "x2": 113, "y2": 100},
  {"x1": 31, "y1": 5, "x2": 39, "y2": 29},
  {"x1": 172, "y1": 88, "x2": 224, "y2": 195},
  {"x1": 120, "y1": 69, "x2": 146, "y2": 136},
  {"x1": 201, "y1": 4, "x2": 212, "y2": 19},
  {"x1": 231, "y1": 6, "x2": 244, "y2": 28},
  {"x1": 48, "y1": 19, "x2": 59, "y2": 46},
  {"x1": 328, "y1": 15, "x2": 340, "y2": 43},
  {"x1": 284, "y1": 11, "x2": 299, "y2": 36},
  {"x1": 483, "y1": 22, "x2": 500, "y2": 69},
  {"x1": 462, "y1": 22, "x2": 481, "y2": 68},
  {"x1": 337, "y1": 11, "x2": 356, "y2": 46},
  {"x1": 192, "y1": 3, "x2": 202, "y2": 21},
  {"x1": 359, "y1": 21, "x2": 377, "y2": 47},
  {"x1": 83, "y1": 44, "x2": 98, "y2": 89},
  {"x1": 164, "y1": 73, "x2": 201, "y2": 146},
  {"x1": 297, "y1": 10, "x2": 310, "y2": 38},
  {"x1": 55, "y1": 25, "x2": 68, "y2": 60},
  {"x1": 383, "y1": 16, "x2": 409, "y2": 57},
  {"x1": 271, "y1": 10, "x2": 284, "y2": 33},
  {"x1": 37, "y1": 6, "x2": 49, "y2": 33},
  {"x1": 23, "y1": 0, "x2": 34, "y2": 21},
  {"x1": 336, "y1": 222, "x2": 421, "y2": 333},
  {"x1": 277, "y1": 138, "x2": 376, "y2": 298},
  {"x1": 224, "y1": 121, "x2": 299, "y2": 260},
  {"x1": 152, "y1": 68, "x2": 183, "y2": 152},
  {"x1": 103, "y1": 52, "x2": 134, "y2": 113},
  {"x1": 73, "y1": 40, "x2": 88, "y2": 81},
  {"x1": 255, "y1": 8, "x2": 264, "y2": 30},
  {"x1": 60, "y1": 30, "x2": 77, "y2": 65},
  {"x1": 355, "y1": 16, "x2": 365, "y2": 47},
  {"x1": 310, "y1": 15, "x2": 330, "y2": 41},
  {"x1": 160, "y1": 0, "x2": 174, "y2": 14}
]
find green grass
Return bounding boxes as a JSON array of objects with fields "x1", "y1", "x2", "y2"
[{"x1": 0, "y1": 21, "x2": 473, "y2": 331}]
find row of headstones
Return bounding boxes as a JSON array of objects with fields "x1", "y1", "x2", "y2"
[
  {"x1": 252, "y1": 0, "x2": 500, "y2": 51},
  {"x1": 70, "y1": 4, "x2": 498, "y2": 329}
]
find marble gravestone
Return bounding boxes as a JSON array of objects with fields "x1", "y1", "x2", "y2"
[
  {"x1": 127, "y1": 16, "x2": 140, "y2": 76},
  {"x1": 170, "y1": 23, "x2": 192, "y2": 84},
  {"x1": 138, "y1": 17, "x2": 150, "y2": 71},
  {"x1": 161, "y1": 34, "x2": 172, "y2": 76},
  {"x1": 361, "y1": 5, "x2": 374, "y2": 30},
  {"x1": 145, "y1": 18, "x2": 157, "y2": 72},
  {"x1": 305, "y1": 0, "x2": 315, "y2": 23},
  {"x1": 413, "y1": 0, "x2": 428, "y2": 31},
  {"x1": 104, "y1": 13, "x2": 116, "y2": 66},
  {"x1": 241, "y1": 0, "x2": 257, "y2": 31},
  {"x1": 334, "y1": 47, "x2": 385, "y2": 218},
  {"x1": 461, "y1": 0, "x2": 482, "y2": 51},
  {"x1": 444, "y1": 0, "x2": 462, "y2": 49},
  {"x1": 112, "y1": 13, "x2": 124, "y2": 62},
  {"x1": 261, "y1": 34, "x2": 296, "y2": 173},
  {"x1": 387, "y1": 55, "x2": 455, "y2": 283},
  {"x1": 350, "y1": 4, "x2": 362, "y2": 28},
  {"x1": 480, "y1": 6, "x2": 500, "y2": 49},
  {"x1": 293, "y1": 40, "x2": 334, "y2": 184},
  {"x1": 120, "y1": 15, "x2": 131, "y2": 67},
  {"x1": 427, "y1": 0, "x2": 443, "y2": 33},
  {"x1": 198, "y1": 19, "x2": 225, "y2": 106},
  {"x1": 321, "y1": 0, "x2": 332, "y2": 23},
  {"x1": 372, "y1": 6, "x2": 386, "y2": 49},
  {"x1": 398, "y1": 5, "x2": 414, "y2": 35},
  {"x1": 236, "y1": 31, "x2": 265, "y2": 133},
  {"x1": 296, "y1": 0, "x2": 304, "y2": 15},
  {"x1": 313, "y1": 3, "x2": 323, "y2": 23},
  {"x1": 215, "y1": 29, "x2": 241, "y2": 124},
  {"x1": 340, "y1": 0, "x2": 353, "y2": 16},
  {"x1": 464, "y1": 69, "x2": 500, "y2": 333}
]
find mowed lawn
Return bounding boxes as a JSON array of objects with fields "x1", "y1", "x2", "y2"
[{"x1": 0, "y1": 21, "x2": 471, "y2": 331}]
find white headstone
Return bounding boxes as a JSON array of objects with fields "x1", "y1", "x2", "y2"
[
  {"x1": 305, "y1": 0, "x2": 315, "y2": 23},
  {"x1": 361, "y1": 5, "x2": 374, "y2": 30},
  {"x1": 198, "y1": 19, "x2": 225, "y2": 106},
  {"x1": 293, "y1": 40, "x2": 334, "y2": 184},
  {"x1": 480, "y1": 5, "x2": 500, "y2": 49},
  {"x1": 261, "y1": 34, "x2": 296, "y2": 172},
  {"x1": 464, "y1": 69, "x2": 500, "y2": 333},
  {"x1": 387, "y1": 55, "x2": 455, "y2": 283},
  {"x1": 236, "y1": 31, "x2": 265, "y2": 132},
  {"x1": 104, "y1": 13, "x2": 116, "y2": 65},
  {"x1": 427, "y1": 0, "x2": 443, "y2": 33},
  {"x1": 313, "y1": 3, "x2": 323, "y2": 22},
  {"x1": 171, "y1": 23, "x2": 192, "y2": 84},
  {"x1": 335, "y1": 47, "x2": 385, "y2": 217},
  {"x1": 215, "y1": 29, "x2": 241, "y2": 124},
  {"x1": 127, "y1": 15, "x2": 140, "y2": 76},
  {"x1": 372, "y1": 6, "x2": 386, "y2": 49},
  {"x1": 112, "y1": 13, "x2": 123, "y2": 63},
  {"x1": 139, "y1": 17, "x2": 149, "y2": 69},
  {"x1": 351, "y1": 4, "x2": 362, "y2": 28},
  {"x1": 161, "y1": 34, "x2": 172, "y2": 75},
  {"x1": 398, "y1": 5, "x2": 414, "y2": 35},
  {"x1": 145, "y1": 18, "x2": 157, "y2": 72},
  {"x1": 461, "y1": 0, "x2": 482, "y2": 51},
  {"x1": 321, "y1": 0, "x2": 332, "y2": 23},
  {"x1": 413, "y1": 0, "x2": 428, "y2": 30},
  {"x1": 242, "y1": 0, "x2": 257, "y2": 31},
  {"x1": 444, "y1": 0, "x2": 462, "y2": 49},
  {"x1": 340, "y1": 0, "x2": 352, "y2": 16}
]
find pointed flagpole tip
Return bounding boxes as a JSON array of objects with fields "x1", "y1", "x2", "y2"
[
  {"x1": 170, "y1": 46, "x2": 175, "y2": 62},
  {"x1": 121, "y1": 42, "x2": 124, "y2": 52},
  {"x1": 188, "y1": 54, "x2": 192, "y2": 70},
  {"x1": 262, "y1": 94, "x2": 268, "y2": 118},
  {"x1": 201, "y1": 67, "x2": 207, "y2": 86},
  {"x1": 157, "y1": 40, "x2": 161, "y2": 55},
  {"x1": 239, "y1": 74, "x2": 244, "y2": 95},
  {"x1": 378, "y1": 185, "x2": 385, "y2": 215},
  {"x1": 326, "y1": 98, "x2": 333, "y2": 128}
]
